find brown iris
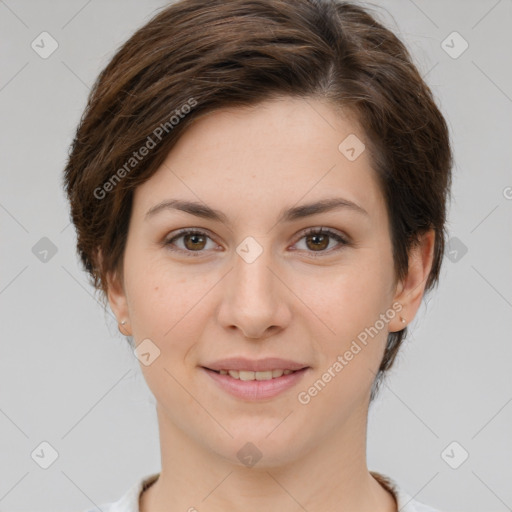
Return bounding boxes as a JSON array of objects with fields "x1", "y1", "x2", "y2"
[{"x1": 305, "y1": 232, "x2": 329, "y2": 251}]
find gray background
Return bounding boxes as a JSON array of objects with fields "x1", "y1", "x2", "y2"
[{"x1": 1, "y1": 0, "x2": 511, "y2": 510}]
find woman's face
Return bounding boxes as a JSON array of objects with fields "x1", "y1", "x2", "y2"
[{"x1": 108, "y1": 96, "x2": 429, "y2": 467}]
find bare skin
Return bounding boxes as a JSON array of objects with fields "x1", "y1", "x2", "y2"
[{"x1": 106, "y1": 96, "x2": 434, "y2": 512}]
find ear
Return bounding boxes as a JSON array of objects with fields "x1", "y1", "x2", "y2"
[
  {"x1": 98, "y1": 248, "x2": 132, "y2": 336},
  {"x1": 389, "y1": 229, "x2": 436, "y2": 332}
]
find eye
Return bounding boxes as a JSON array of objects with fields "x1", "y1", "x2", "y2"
[
  {"x1": 164, "y1": 229, "x2": 218, "y2": 257},
  {"x1": 164, "y1": 228, "x2": 349, "y2": 258},
  {"x1": 164, "y1": 227, "x2": 349, "y2": 258},
  {"x1": 292, "y1": 227, "x2": 349, "y2": 257}
]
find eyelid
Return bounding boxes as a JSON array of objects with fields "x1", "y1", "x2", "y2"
[
  {"x1": 163, "y1": 228, "x2": 220, "y2": 256},
  {"x1": 290, "y1": 226, "x2": 350, "y2": 256},
  {"x1": 295, "y1": 226, "x2": 349, "y2": 244}
]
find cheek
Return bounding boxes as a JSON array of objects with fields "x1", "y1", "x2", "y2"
[
  {"x1": 124, "y1": 252, "x2": 215, "y2": 343},
  {"x1": 300, "y1": 271, "x2": 392, "y2": 411},
  {"x1": 320, "y1": 252, "x2": 393, "y2": 325},
  {"x1": 306, "y1": 248, "x2": 394, "y2": 380}
]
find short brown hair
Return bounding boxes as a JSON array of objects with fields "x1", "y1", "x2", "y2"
[{"x1": 63, "y1": 0, "x2": 452, "y2": 399}]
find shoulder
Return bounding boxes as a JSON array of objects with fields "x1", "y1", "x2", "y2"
[
  {"x1": 371, "y1": 471, "x2": 445, "y2": 512},
  {"x1": 81, "y1": 472, "x2": 160, "y2": 512}
]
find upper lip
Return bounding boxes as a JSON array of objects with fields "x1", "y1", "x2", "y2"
[{"x1": 203, "y1": 357, "x2": 309, "y2": 372}]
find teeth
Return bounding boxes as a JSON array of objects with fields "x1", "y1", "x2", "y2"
[{"x1": 218, "y1": 369, "x2": 297, "y2": 381}]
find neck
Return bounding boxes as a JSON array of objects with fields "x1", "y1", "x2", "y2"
[{"x1": 140, "y1": 404, "x2": 397, "y2": 512}]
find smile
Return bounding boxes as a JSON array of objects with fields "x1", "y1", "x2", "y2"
[
  {"x1": 213, "y1": 369, "x2": 296, "y2": 380},
  {"x1": 203, "y1": 367, "x2": 309, "y2": 400}
]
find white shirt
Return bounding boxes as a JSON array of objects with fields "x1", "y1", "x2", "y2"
[{"x1": 83, "y1": 471, "x2": 443, "y2": 511}]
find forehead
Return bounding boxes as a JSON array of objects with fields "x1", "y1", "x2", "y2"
[{"x1": 133, "y1": 96, "x2": 385, "y2": 222}]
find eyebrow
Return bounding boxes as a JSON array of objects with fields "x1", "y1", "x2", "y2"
[{"x1": 145, "y1": 197, "x2": 368, "y2": 224}]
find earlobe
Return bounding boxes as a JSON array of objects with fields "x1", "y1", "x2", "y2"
[
  {"x1": 98, "y1": 248, "x2": 132, "y2": 335},
  {"x1": 390, "y1": 229, "x2": 436, "y2": 332},
  {"x1": 107, "y1": 271, "x2": 133, "y2": 336}
]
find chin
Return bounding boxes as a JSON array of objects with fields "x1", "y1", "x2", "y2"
[{"x1": 208, "y1": 428, "x2": 306, "y2": 470}]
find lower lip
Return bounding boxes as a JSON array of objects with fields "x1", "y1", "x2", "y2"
[{"x1": 202, "y1": 367, "x2": 309, "y2": 401}]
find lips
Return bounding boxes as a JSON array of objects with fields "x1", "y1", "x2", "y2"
[
  {"x1": 203, "y1": 357, "x2": 309, "y2": 373},
  {"x1": 202, "y1": 365, "x2": 309, "y2": 400},
  {"x1": 201, "y1": 357, "x2": 310, "y2": 399}
]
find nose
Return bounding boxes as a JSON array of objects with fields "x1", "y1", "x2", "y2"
[{"x1": 216, "y1": 242, "x2": 292, "y2": 340}]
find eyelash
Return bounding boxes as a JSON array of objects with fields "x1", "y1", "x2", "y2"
[{"x1": 163, "y1": 227, "x2": 349, "y2": 258}]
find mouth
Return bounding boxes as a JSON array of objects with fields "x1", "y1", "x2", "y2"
[
  {"x1": 201, "y1": 366, "x2": 310, "y2": 400},
  {"x1": 204, "y1": 368, "x2": 304, "y2": 381}
]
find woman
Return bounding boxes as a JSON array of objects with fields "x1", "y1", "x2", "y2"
[{"x1": 63, "y1": 0, "x2": 452, "y2": 510}]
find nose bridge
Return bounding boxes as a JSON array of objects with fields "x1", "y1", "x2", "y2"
[
  {"x1": 232, "y1": 237, "x2": 278, "y2": 307},
  {"x1": 217, "y1": 235, "x2": 290, "y2": 338}
]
